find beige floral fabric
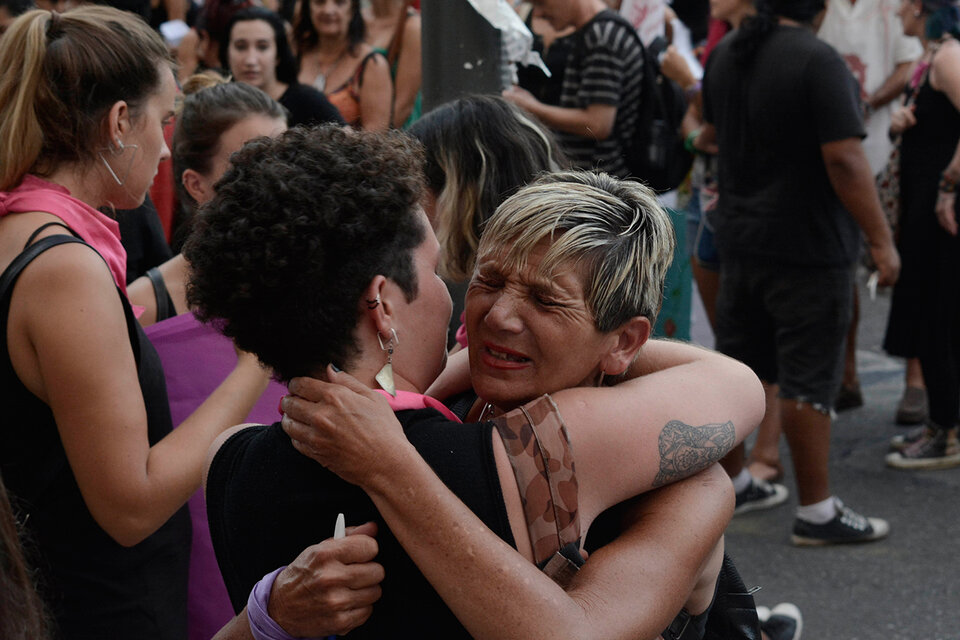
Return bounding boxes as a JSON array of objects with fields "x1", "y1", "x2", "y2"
[{"x1": 491, "y1": 395, "x2": 580, "y2": 566}]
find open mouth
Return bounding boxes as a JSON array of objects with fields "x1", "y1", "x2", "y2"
[{"x1": 481, "y1": 343, "x2": 532, "y2": 368}]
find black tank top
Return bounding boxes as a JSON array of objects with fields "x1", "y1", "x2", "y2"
[
  {"x1": 207, "y1": 410, "x2": 514, "y2": 637},
  {"x1": 0, "y1": 224, "x2": 190, "y2": 639},
  {"x1": 900, "y1": 68, "x2": 960, "y2": 179}
]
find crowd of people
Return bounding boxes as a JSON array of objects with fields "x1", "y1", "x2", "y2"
[{"x1": 0, "y1": 0, "x2": 957, "y2": 639}]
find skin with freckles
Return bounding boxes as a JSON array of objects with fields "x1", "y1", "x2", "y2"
[{"x1": 467, "y1": 240, "x2": 618, "y2": 410}]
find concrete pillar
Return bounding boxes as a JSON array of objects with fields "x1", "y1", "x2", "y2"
[{"x1": 420, "y1": 0, "x2": 503, "y2": 114}]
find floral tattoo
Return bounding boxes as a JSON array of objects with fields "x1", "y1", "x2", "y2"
[{"x1": 652, "y1": 420, "x2": 736, "y2": 487}]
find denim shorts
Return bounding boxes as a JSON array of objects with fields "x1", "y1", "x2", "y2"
[
  {"x1": 684, "y1": 187, "x2": 721, "y2": 272},
  {"x1": 715, "y1": 259, "x2": 854, "y2": 411}
]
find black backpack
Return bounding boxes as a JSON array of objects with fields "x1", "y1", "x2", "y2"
[{"x1": 585, "y1": 13, "x2": 693, "y2": 192}]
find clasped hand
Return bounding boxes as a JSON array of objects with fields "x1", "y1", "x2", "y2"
[
  {"x1": 269, "y1": 522, "x2": 384, "y2": 637},
  {"x1": 281, "y1": 366, "x2": 411, "y2": 488}
]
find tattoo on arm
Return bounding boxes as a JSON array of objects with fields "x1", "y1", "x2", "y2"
[{"x1": 652, "y1": 420, "x2": 735, "y2": 487}]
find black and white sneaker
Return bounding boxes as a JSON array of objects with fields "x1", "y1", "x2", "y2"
[
  {"x1": 886, "y1": 427, "x2": 960, "y2": 470},
  {"x1": 791, "y1": 498, "x2": 889, "y2": 546},
  {"x1": 734, "y1": 477, "x2": 789, "y2": 515},
  {"x1": 888, "y1": 425, "x2": 932, "y2": 453},
  {"x1": 761, "y1": 603, "x2": 803, "y2": 640}
]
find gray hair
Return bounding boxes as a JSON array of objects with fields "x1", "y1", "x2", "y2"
[{"x1": 476, "y1": 170, "x2": 675, "y2": 332}]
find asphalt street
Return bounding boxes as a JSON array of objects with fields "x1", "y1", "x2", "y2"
[{"x1": 689, "y1": 269, "x2": 960, "y2": 639}]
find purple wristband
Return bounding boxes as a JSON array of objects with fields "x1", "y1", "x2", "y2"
[{"x1": 248, "y1": 566, "x2": 326, "y2": 640}]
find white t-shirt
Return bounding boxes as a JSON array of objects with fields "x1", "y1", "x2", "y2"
[{"x1": 818, "y1": 0, "x2": 923, "y2": 174}]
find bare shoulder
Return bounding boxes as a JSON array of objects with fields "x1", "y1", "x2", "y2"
[
  {"x1": 403, "y1": 11, "x2": 421, "y2": 36},
  {"x1": 1, "y1": 214, "x2": 117, "y2": 305},
  {"x1": 932, "y1": 39, "x2": 960, "y2": 94},
  {"x1": 934, "y1": 38, "x2": 960, "y2": 69},
  {"x1": 366, "y1": 47, "x2": 391, "y2": 70}
]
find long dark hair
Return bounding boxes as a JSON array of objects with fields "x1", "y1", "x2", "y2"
[
  {"x1": 222, "y1": 7, "x2": 299, "y2": 86},
  {"x1": 408, "y1": 95, "x2": 569, "y2": 281},
  {"x1": 0, "y1": 475, "x2": 49, "y2": 640},
  {"x1": 294, "y1": 0, "x2": 365, "y2": 55},
  {"x1": 731, "y1": 0, "x2": 825, "y2": 63}
]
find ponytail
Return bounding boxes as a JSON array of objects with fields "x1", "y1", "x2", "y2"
[
  {"x1": 731, "y1": 0, "x2": 827, "y2": 64},
  {"x1": 0, "y1": 7, "x2": 172, "y2": 192},
  {"x1": 0, "y1": 10, "x2": 51, "y2": 190},
  {"x1": 731, "y1": 0, "x2": 777, "y2": 64}
]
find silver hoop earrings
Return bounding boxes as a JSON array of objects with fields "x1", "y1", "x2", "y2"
[{"x1": 98, "y1": 139, "x2": 139, "y2": 187}]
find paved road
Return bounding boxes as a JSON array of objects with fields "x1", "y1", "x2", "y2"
[{"x1": 690, "y1": 270, "x2": 960, "y2": 640}]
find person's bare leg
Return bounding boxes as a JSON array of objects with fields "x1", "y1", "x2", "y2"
[
  {"x1": 747, "y1": 382, "x2": 784, "y2": 481},
  {"x1": 691, "y1": 260, "x2": 720, "y2": 331},
  {"x1": 780, "y1": 400, "x2": 831, "y2": 506},
  {"x1": 896, "y1": 357, "x2": 929, "y2": 424},
  {"x1": 905, "y1": 357, "x2": 925, "y2": 388},
  {"x1": 720, "y1": 441, "x2": 745, "y2": 478},
  {"x1": 842, "y1": 286, "x2": 859, "y2": 389}
]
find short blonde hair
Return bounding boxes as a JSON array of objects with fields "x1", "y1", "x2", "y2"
[{"x1": 477, "y1": 171, "x2": 675, "y2": 332}]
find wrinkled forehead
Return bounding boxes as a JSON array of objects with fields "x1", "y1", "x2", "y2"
[{"x1": 475, "y1": 230, "x2": 591, "y2": 286}]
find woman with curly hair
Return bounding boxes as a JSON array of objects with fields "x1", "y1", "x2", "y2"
[
  {"x1": 189, "y1": 126, "x2": 765, "y2": 639},
  {"x1": 295, "y1": 0, "x2": 392, "y2": 129},
  {"x1": 0, "y1": 8, "x2": 269, "y2": 637}
]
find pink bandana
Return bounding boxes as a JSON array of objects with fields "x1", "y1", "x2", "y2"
[
  {"x1": 0, "y1": 175, "x2": 129, "y2": 294},
  {"x1": 375, "y1": 389, "x2": 462, "y2": 423}
]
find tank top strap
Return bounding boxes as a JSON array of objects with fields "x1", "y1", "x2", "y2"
[
  {"x1": 0, "y1": 235, "x2": 90, "y2": 320},
  {"x1": 24, "y1": 221, "x2": 81, "y2": 248}
]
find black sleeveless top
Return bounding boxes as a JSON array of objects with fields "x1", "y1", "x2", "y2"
[
  {"x1": 900, "y1": 67, "x2": 960, "y2": 181},
  {"x1": 0, "y1": 225, "x2": 190, "y2": 639},
  {"x1": 207, "y1": 410, "x2": 514, "y2": 638}
]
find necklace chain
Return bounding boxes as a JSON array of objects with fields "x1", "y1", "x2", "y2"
[{"x1": 313, "y1": 47, "x2": 348, "y2": 93}]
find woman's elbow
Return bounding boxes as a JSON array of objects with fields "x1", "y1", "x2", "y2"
[
  {"x1": 731, "y1": 360, "x2": 765, "y2": 442},
  {"x1": 584, "y1": 120, "x2": 614, "y2": 140},
  {"x1": 101, "y1": 516, "x2": 155, "y2": 547},
  {"x1": 89, "y1": 502, "x2": 160, "y2": 547}
]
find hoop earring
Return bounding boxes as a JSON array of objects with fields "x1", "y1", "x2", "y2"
[
  {"x1": 98, "y1": 139, "x2": 139, "y2": 187},
  {"x1": 366, "y1": 294, "x2": 381, "y2": 310},
  {"x1": 597, "y1": 370, "x2": 606, "y2": 387},
  {"x1": 375, "y1": 328, "x2": 399, "y2": 396}
]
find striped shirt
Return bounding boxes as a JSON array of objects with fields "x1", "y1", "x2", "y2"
[{"x1": 555, "y1": 10, "x2": 645, "y2": 177}]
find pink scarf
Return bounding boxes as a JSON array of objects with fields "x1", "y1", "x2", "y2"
[
  {"x1": 375, "y1": 389, "x2": 462, "y2": 423},
  {"x1": 0, "y1": 175, "x2": 128, "y2": 294}
]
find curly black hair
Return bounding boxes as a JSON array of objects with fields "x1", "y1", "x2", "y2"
[{"x1": 184, "y1": 125, "x2": 426, "y2": 382}]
